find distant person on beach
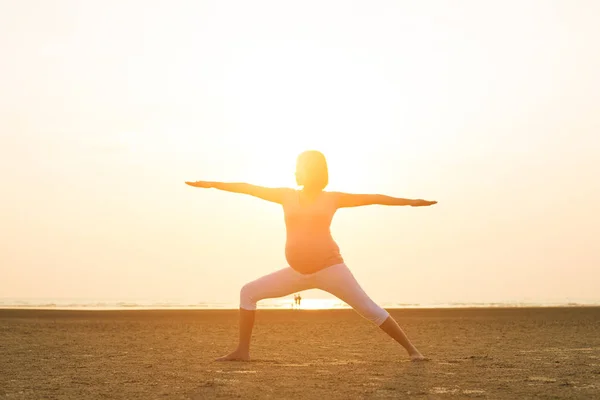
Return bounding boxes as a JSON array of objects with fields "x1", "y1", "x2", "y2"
[
  {"x1": 186, "y1": 150, "x2": 437, "y2": 361},
  {"x1": 297, "y1": 293, "x2": 302, "y2": 308}
]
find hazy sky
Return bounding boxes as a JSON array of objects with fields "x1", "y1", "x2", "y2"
[{"x1": 1, "y1": 0, "x2": 599, "y2": 305}]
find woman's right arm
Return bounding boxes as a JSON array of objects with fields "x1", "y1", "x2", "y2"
[{"x1": 185, "y1": 181, "x2": 290, "y2": 204}]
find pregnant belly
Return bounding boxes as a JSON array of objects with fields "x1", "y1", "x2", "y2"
[{"x1": 285, "y1": 236, "x2": 344, "y2": 274}]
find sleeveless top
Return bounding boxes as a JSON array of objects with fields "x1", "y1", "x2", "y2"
[{"x1": 282, "y1": 190, "x2": 344, "y2": 274}]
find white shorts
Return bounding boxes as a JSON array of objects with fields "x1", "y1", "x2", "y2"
[{"x1": 240, "y1": 263, "x2": 390, "y2": 326}]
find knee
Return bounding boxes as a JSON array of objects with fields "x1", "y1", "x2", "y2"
[
  {"x1": 361, "y1": 304, "x2": 390, "y2": 326},
  {"x1": 371, "y1": 308, "x2": 390, "y2": 326},
  {"x1": 239, "y1": 282, "x2": 257, "y2": 310}
]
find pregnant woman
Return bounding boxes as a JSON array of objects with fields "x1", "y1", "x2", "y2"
[{"x1": 185, "y1": 150, "x2": 437, "y2": 362}]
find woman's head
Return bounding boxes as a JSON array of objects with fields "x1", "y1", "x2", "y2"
[{"x1": 295, "y1": 150, "x2": 329, "y2": 190}]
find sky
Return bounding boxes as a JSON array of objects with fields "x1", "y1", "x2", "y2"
[{"x1": 1, "y1": 0, "x2": 599, "y2": 306}]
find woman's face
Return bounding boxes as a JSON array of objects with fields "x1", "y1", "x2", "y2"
[
  {"x1": 295, "y1": 160, "x2": 306, "y2": 186},
  {"x1": 294, "y1": 151, "x2": 327, "y2": 189}
]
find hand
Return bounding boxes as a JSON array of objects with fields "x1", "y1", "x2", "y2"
[
  {"x1": 185, "y1": 181, "x2": 212, "y2": 188},
  {"x1": 411, "y1": 199, "x2": 437, "y2": 207}
]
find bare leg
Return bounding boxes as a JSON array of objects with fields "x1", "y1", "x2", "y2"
[
  {"x1": 216, "y1": 267, "x2": 314, "y2": 361},
  {"x1": 316, "y1": 263, "x2": 426, "y2": 361},
  {"x1": 216, "y1": 308, "x2": 254, "y2": 361},
  {"x1": 379, "y1": 316, "x2": 426, "y2": 361}
]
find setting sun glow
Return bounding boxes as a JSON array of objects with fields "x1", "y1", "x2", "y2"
[{"x1": 1, "y1": 0, "x2": 599, "y2": 309}]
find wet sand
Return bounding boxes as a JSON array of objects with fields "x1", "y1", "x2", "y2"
[{"x1": 1, "y1": 307, "x2": 599, "y2": 399}]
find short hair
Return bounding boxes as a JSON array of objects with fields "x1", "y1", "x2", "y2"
[{"x1": 296, "y1": 150, "x2": 329, "y2": 190}]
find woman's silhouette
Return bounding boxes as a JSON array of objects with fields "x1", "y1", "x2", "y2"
[{"x1": 186, "y1": 150, "x2": 436, "y2": 361}]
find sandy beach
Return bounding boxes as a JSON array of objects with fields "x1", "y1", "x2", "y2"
[{"x1": 1, "y1": 307, "x2": 599, "y2": 399}]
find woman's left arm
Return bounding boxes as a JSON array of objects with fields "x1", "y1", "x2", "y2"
[{"x1": 333, "y1": 192, "x2": 437, "y2": 208}]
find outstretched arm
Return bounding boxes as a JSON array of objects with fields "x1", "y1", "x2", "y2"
[
  {"x1": 185, "y1": 181, "x2": 290, "y2": 204},
  {"x1": 334, "y1": 192, "x2": 437, "y2": 208}
]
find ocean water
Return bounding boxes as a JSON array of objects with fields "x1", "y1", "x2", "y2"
[{"x1": 1, "y1": 298, "x2": 598, "y2": 310}]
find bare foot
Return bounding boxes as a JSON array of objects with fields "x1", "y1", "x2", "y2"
[
  {"x1": 215, "y1": 349, "x2": 250, "y2": 362},
  {"x1": 409, "y1": 350, "x2": 428, "y2": 362}
]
